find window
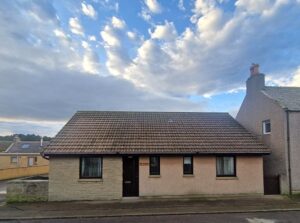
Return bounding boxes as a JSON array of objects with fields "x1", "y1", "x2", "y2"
[
  {"x1": 183, "y1": 156, "x2": 193, "y2": 175},
  {"x1": 216, "y1": 156, "x2": 236, "y2": 177},
  {"x1": 149, "y1": 156, "x2": 160, "y2": 175},
  {"x1": 21, "y1": 144, "x2": 30, "y2": 149},
  {"x1": 28, "y1": 157, "x2": 37, "y2": 166},
  {"x1": 11, "y1": 156, "x2": 18, "y2": 164},
  {"x1": 80, "y1": 157, "x2": 102, "y2": 178},
  {"x1": 262, "y1": 120, "x2": 271, "y2": 134}
]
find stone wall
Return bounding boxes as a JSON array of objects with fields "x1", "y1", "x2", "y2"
[
  {"x1": 48, "y1": 156, "x2": 122, "y2": 201},
  {"x1": 6, "y1": 179, "x2": 48, "y2": 202}
]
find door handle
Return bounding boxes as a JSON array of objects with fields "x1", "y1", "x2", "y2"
[{"x1": 125, "y1": 181, "x2": 131, "y2": 184}]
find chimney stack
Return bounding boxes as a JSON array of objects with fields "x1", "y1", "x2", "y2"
[
  {"x1": 13, "y1": 135, "x2": 20, "y2": 143},
  {"x1": 250, "y1": 63, "x2": 260, "y2": 76},
  {"x1": 246, "y1": 63, "x2": 265, "y2": 95}
]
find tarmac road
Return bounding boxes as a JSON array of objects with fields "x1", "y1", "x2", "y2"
[{"x1": 3, "y1": 211, "x2": 300, "y2": 223}]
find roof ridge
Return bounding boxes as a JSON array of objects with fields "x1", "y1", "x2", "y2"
[
  {"x1": 76, "y1": 111, "x2": 230, "y2": 114},
  {"x1": 264, "y1": 86, "x2": 300, "y2": 89}
]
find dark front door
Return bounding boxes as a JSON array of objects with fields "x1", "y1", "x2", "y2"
[
  {"x1": 123, "y1": 156, "x2": 139, "y2": 197},
  {"x1": 264, "y1": 175, "x2": 280, "y2": 195}
]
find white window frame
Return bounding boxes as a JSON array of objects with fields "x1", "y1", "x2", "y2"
[
  {"x1": 11, "y1": 156, "x2": 18, "y2": 164},
  {"x1": 28, "y1": 157, "x2": 37, "y2": 167},
  {"x1": 262, "y1": 120, "x2": 271, "y2": 134}
]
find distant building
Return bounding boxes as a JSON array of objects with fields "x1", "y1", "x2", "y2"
[
  {"x1": 0, "y1": 135, "x2": 49, "y2": 180},
  {"x1": 236, "y1": 64, "x2": 300, "y2": 194},
  {"x1": 43, "y1": 111, "x2": 269, "y2": 201}
]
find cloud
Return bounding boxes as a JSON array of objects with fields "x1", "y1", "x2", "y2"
[
  {"x1": 140, "y1": 0, "x2": 162, "y2": 22},
  {"x1": 88, "y1": 35, "x2": 96, "y2": 41},
  {"x1": 0, "y1": 1, "x2": 204, "y2": 136},
  {"x1": 178, "y1": 0, "x2": 185, "y2": 11},
  {"x1": 81, "y1": 2, "x2": 97, "y2": 19},
  {"x1": 0, "y1": 118, "x2": 63, "y2": 137},
  {"x1": 82, "y1": 50, "x2": 100, "y2": 74},
  {"x1": 104, "y1": 0, "x2": 300, "y2": 98},
  {"x1": 290, "y1": 68, "x2": 300, "y2": 87},
  {"x1": 69, "y1": 17, "x2": 84, "y2": 36},
  {"x1": 100, "y1": 17, "x2": 132, "y2": 75},
  {"x1": 111, "y1": 16, "x2": 126, "y2": 29},
  {"x1": 235, "y1": 0, "x2": 274, "y2": 14},
  {"x1": 127, "y1": 31, "x2": 136, "y2": 40},
  {"x1": 144, "y1": 0, "x2": 162, "y2": 14},
  {"x1": 150, "y1": 21, "x2": 178, "y2": 41}
]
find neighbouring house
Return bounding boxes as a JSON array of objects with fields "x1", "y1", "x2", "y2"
[
  {"x1": 236, "y1": 64, "x2": 300, "y2": 195},
  {"x1": 0, "y1": 135, "x2": 49, "y2": 180},
  {"x1": 43, "y1": 111, "x2": 269, "y2": 201}
]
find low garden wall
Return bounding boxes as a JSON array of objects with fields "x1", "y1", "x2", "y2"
[{"x1": 6, "y1": 176, "x2": 48, "y2": 202}]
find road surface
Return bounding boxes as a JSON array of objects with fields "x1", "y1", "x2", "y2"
[{"x1": 3, "y1": 211, "x2": 300, "y2": 223}]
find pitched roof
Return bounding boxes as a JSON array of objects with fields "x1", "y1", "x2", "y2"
[
  {"x1": 43, "y1": 111, "x2": 269, "y2": 155},
  {"x1": 6, "y1": 141, "x2": 50, "y2": 154},
  {"x1": 262, "y1": 86, "x2": 300, "y2": 111}
]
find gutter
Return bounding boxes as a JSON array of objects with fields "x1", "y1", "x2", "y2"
[
  {"x1": 285, "y1": 109, "x2": 292, "y2": 195},
  {"x1": 40, "y1": 151, "x2": 49, "y2": 160}
]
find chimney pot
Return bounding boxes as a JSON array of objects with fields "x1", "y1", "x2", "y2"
[{"x1": 250, "y1": 63, "x2": 260, "y2": 76}]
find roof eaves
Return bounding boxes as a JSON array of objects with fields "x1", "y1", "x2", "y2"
[{"x1": 261, "y1": 89, "x2": 288, "y2": 110}]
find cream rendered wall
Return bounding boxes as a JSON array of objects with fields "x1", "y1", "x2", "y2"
[
  {"x1": 0, "y1": 154, "x2": 48, "y2": 169},
  {"x1": 236, "y1": 78, "x2": 289, "y2": 193},
  {"x1": 48, "y1": 156, "x2": 122, "y2": 201},
  {"x1": 139, "y1": 156, "x2": 264, "y2": 197}
]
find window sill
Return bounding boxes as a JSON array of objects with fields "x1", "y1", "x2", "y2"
[
  {"x1": 78, "y1": 178, "x2": 103, "y2": 182},
  {"x1": 183, "y1": 174, "x2": 194, "y2": 177},
  {"x1": 149, "y1": 175, "x2": 161, "y2": 178},
  {"x1": 216, "y1": 176, "x2": 238, "y2": 180}
]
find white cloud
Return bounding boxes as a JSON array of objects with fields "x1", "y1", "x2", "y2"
[
  {"x1": 81, "y1": 2, "x2": 97, "y2": 19},
  {"x1": 111, "y1": 16, "x2": 125, "y2": 29},
  {"x1": 235, "y1": 0, "x2": 273, "y2": 14},
  {"x1": 178, "y1": 0, "x2": 185, "y2": 11},
  {"x1": 81, "y1": 40, "x2": 89, "y2": 49},
  {"x1": 82, "y1": 50, "x2": 100, "y2": 75},
  {"x1": 100, "y1": 25, "x2": 121, "y2": 47},
  {"x1": 69, "y1": 17, "x2": 84, "y2": 36},
  {"x1": 150, "y1": 21, "x2": 177, "y2": 41},
  {"x1": 140, "y1": 9, "x2": 152, "y2": 22},
  {"x1": 291, "y1": 74, "x2": 300, "y2": 87},
  {"x1": 144, "y1": 0, "x2": 162, "y2": 13},
  {"x1": 88, "y1": 35, "x2": 96, "y2": 41},
  {"x1": 98, "y1": 0, "x2": 300, "y2": 98},
  {"x1": 54, "y1": 29, "x2": 67, "y2": 39},
  {"x1": 127, "y1": 31, "x2": 136, "y2": 40}
]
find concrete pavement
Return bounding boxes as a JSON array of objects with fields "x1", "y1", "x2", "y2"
[{"x1": 1, "y1": 196, "x2": 300, "y2": 221}]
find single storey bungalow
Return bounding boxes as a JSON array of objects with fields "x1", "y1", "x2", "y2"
[{"x1": 43, "y1": 111, "x2": 269, "y2": 201}]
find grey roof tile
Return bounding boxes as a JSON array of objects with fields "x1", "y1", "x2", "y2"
[
  {"x1": 7, "y1": 141, "x2": 50, "y2": 153},
  {"x1": 262, "y1": 86, "x2": 300, "y2": 111}
]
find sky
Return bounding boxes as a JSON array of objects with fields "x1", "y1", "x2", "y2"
[{"x1": 0, "y1": 0, "x2": 300, "y2": 137}]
